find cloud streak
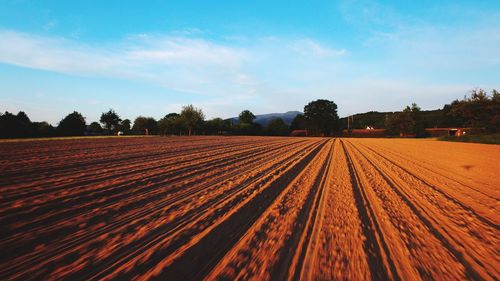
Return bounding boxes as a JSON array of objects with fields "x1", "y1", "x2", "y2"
[
  {"x1": 0, "y1": 30, "x2": 250, "y2": 93},
  {"x1": 0, "y1": 22, "x2": 498, "y2": 122},
  {"x1": 0, "y1": 30, "x2": 349, "y2": 102}
]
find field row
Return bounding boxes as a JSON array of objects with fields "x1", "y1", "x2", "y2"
[{"x1": 0, "y1": 136, "x2": 498, "y2": 280}]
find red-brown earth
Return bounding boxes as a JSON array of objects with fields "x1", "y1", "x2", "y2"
[{"x1": 0, "y1": 136, "x2": 498, "y2": 280}]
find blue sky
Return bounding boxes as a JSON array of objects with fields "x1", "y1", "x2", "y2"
[{"x1": 1, "y1": 0, "x2": 499, "y2": 124}]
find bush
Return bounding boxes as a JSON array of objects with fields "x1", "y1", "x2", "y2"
[{"x1": 266, "y1": 118, "x2": 290, "y2": 136}]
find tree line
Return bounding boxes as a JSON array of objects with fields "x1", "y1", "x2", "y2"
[
  {"x1": 2, "y1": 89, "x2": 497, "y2": 139},
  {"x1": 339, "y1": 88, "x2": 499, "y2": 136},
  {"x1": 384, "y1": 89, "x2": 499, "y2": 136},
  {"x1": 0, "y1": 99, "x2": 340, "y2": 138}
]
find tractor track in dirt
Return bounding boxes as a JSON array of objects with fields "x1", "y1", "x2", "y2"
[{"x1": 0, "y1": 136, "x2": 498, "y2": 281}]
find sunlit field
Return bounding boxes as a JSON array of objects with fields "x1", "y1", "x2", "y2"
[{"x1": 1, "y1": 136, "x2": 498, "y2": 280}]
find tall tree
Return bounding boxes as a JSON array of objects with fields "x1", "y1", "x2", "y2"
[
  {"x1": 239, "y1": 110, "x2": 256, "y2": 124},
  {"x1": 290, "y1": 114, "x2": 306, "y2": 130},
  {"x1": 57, "y1": 111, "x2": 86, "y2": 136},
  {"x1": 100, "y1": 109, "x2": 121, "y2": 134},
  {"x1": 447, "y1": 88, "x2": 500, "y2": 133},
  {"x1": 118, "y1": 119, "x2": 131, "y2": 134},
  {"x1": 33, "y1": 121, "x2": 55, "y2": 137},
  {"x1": 204, "y1": 118, "x2": 230, "y2": 135},
  {"x1": 0, "y1": 112, "x2": 17, "y2": 138},
  {"x1": 385, "y1": 108, "x2": 414, "y2": 136},
  {"x1": 409, "y1": 103, "x2": 426, "y2": 136},
  {"x1": 0, "y1": 111, "x2": 34, "y2": 138},
  {"x1": 132, "y1": 116, "x2": 158, "y2": 135},
  {"x1": 493, "y1": 89, "x2": 500, "y2": 102},
  {"x1": 303, "y1": 99, "x2": 339, "y2": 136},
  {"x1": 88, "y1": 122, "x2": 103, "y2": 135},
  {"x1": 385, "y1": 103, "x2": 425, "y2": 136},
  {"x1": 158, "y1": 113, "x2": 183, "y2": 135},
  {"x1": 180, "y1": 105, "x2": 205, "y2": 136}
]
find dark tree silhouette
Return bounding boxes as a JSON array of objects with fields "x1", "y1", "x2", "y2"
[
  {"x1": 158, "y1": 113, "x2": 183, "y2": 135},
  {"x1": 88, "y1": 122, "x2": 103, "y2": 135},
  {"x1": 290, "y1": 114, "x2": 306, "y2": 130},
  {"x1": 239, "y1": 110, "x2": 256, "y2": 124},
  {"x1": 100, "y1": 109, "x2": 121, "y2": 134},
  {"x1": 132, "y1": 116, "x2": 158, "y2": 135},
  {"x1": 57, "y1": 111, "x2": 86, "y2": 136},
  {"x1": 385, "y1": 103, "x2": 427, "y2": 136},
  {"x1": 446, "y1": 89, "x2": 500, "y2": 133},
  {"x1": 303, "y1": 99, "x2": 339, "y2": 136},
  {"x1": 118, "y1": 119, "x2": 131, "y2": 134},
  {"x1": 204, "y1": 118, "x2": 230, "y2": 135},
  {"x1": 33, "y1": 121, "x2": 55, "y2": 137},
  {"x1": 0, "y1": 111, "x2": 35, "y2": 138},
  {"x1": 266, "y1": 118, "x2": 290, "y2": 136}
]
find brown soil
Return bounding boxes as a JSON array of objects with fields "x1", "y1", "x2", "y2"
[{"x1": 0, "y1": 136, "x2": 498, "y2": 280}]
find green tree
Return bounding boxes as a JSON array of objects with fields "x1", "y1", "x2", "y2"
[
  {"x1": 117, "y1": 119, "x2": 131, "y2": 134},
  {"x1": 447, "y1": 88, "x2": 500, "y2": 133},
  {"x1": 385, "y1": 103, "x2": 425, "y2": 136},
  {"x1": 441, "y1": 102, "x2": 463, "y2": 128},
  {"x1": 15, "y1": 111, "x2": 34, "y2": 137},
  {"x1": 239, "y1": 110, "x2": 256, "y2": 124},
  {"x1": 409, "y1": 103, "x2": 426, "y2": 137},
  {"x1": 88, "y1": 121, "x2": 103, "y2": 135},
  {"x1": 266, "y1": 118, "x2": 290, "y2": 136},
  {"x1": 290, "y1": 114, "x2": 306, "y2": 130},
  {"x1": 385, "y1": 108, "x2": 414, "y2": 136},
  {"x1": 204, "y1": 118, "x2": 230, "y2": 135},
  {"x1": 33, "y1": 121, "x2": 55, "y2": 137},
  {"x1": 158, "y1": 113, "x2": 183, "y2": 135},
  {"x1": 132, "y1": 116, "x2": 158, "y2": 135},
  {"x1": 303, "y1": 99, "x2": 339, "y2": 136},
  {"x1": 236, "y1": 122, "x2": 262, "y2": 135},
  {"x1": 180, "y1": 105, "x2": 205, "y2": 136},
  {"x1": 0, "y1": 112, "x2": 17, "y2": 138},
  {"x1": 57, "y1": 111, "x2": 86, "y2": 136},
  {"x1": 0, "y1": 111, "x2": 35, "y2": 138},
  {"x1": 100, "y1": 109, "x2": 121, "y2": 134},
  {"x1": 492, "y1": 89, "x2": 500, "y2": 102},
  {"x1": 236, "y1": 110, "x2": 262, "y2": 135}
]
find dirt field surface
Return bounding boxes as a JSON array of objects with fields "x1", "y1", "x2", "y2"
[{"x1": 0, "y1": 136, "x2": 498, "y2": 281}]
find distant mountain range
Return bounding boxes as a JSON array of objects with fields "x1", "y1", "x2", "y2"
[{"x1": 229, "y1": 111, "x2": 302, "y2": 126}]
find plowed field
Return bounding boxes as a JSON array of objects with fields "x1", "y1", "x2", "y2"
[{"x1": 0, "y1": 136, "x2": 498, "y2": 280}]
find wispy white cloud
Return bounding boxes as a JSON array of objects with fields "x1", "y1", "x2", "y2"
[
  {"x1": 0, "y1": 30, "x2": 128, "y2": 76},
  {"x1": 0, "y1": 24, "x2": 498, "y2": 123},
  {"x1": 0, "y1": 29, "x2": 346, "y2": 100},
  {"x1": 125, "y1": 35, "x2": 246, "y2": 67},
  {"x1": 288, "y1": 39, "x2": 347, "y2": 57},
  {"x1": 0, "y1": 30, "x2": 262, "y2": 101}
]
